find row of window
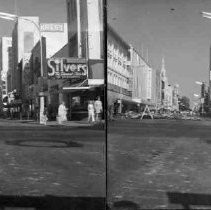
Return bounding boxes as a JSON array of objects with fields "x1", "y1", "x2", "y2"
[
  {"x1": 107, "y1": 44, "x2": 129, "y2": 76},
  {"x1": 107, "y1": 70, "x2": 129, "y2": 89}
]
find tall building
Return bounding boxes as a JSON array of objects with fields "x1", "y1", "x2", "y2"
[
  {"x1": 0, "y1": 37, "x2": 12, "y2": 100},
  {"x1": 66, "y1": 0, "x2": 104, "y2": 86},
  {"x1": 12, "y1": 16, "x2": 40, "y2": 95},
  {"x1": 172, "y1": 84, "x2": 179, "y2": 111},
  {"x1": 54, "y1": 0, "x2": 105, "y2": 120},
  {"x1": 66, "y1": 0, "x2": 104, "y2": 60},
  {"x1": 130, "y1": 46, "x2": 157, "y2": 107},
  {"x1": 160, "y1": 57, "x2": 168, "y2": 108},
  {"x1": 209, "y1": 44, "x2": 211, "y2": 112}
]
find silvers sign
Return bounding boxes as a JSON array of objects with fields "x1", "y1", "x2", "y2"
[{"x1": 47, "y1": 58, "x2": 88, "y2": 79}]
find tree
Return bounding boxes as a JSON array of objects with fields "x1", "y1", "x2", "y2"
[{"x1": 179, "y1": 96, "x2": 190, "y2": 111}]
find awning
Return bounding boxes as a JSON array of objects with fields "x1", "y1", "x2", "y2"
[{"x1": 62, "y1": 86, "x2": 90, "y2": 92}]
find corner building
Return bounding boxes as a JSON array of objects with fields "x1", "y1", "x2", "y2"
[{"x1": 107, "y1": 26, "x2": 132, "y2": 113}]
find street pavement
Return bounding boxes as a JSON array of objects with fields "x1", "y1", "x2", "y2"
[
  {"x1": 108, "y1": 118, "x2": 211, "y2": 209},
  {"x1": 0, "y1": 119, "x2": 105, "y2": 209}
]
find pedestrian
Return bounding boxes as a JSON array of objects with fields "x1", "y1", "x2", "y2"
[
  {"x1": 94, "y1": 96, "x2": 103, "y2": 122},
  {"x1": 47, "y1": 103, "x2": 53, "y2": 121},
  {"x1": 108, "y1": 104, "x2": 114, "y2": 121},
  {"x1": 57, "y1": 101, "x2": 67, "y2": 125},
  {"x1": 88, "y1": 100, "x2": 95, "y2": 123},
  {"x1": 43, "y1": 105, "x2": 48, "y2": 125}
]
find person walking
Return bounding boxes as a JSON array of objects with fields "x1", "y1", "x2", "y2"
[
  {"x1": 57, "y1": 101, "x2": 67, "y2": 125},
  {"x1": 94, "y1": 96, "x2": 103, "y2": 122},
  {"x1": 88, "y1": 100, "x2": 95, "y2": 123}
]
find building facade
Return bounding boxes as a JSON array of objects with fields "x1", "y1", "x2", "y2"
[
  {"x1": 0, "y1": 37, "x2": 12, "y2": 100},
  {"x1": 107, "y1": 26, "x2": 132, "y2": 113},
  {"x1": 63, "y1": 0, "x2": 104, "y2": 119},
  {"x1": 11, "y1": 16, "x2": 40, "y2": 97},
  {"x1": 129, "y1": 46, "x2": 157, "y2": 107}
]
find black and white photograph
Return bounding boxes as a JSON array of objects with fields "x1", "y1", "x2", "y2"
[
  {"x1": 108, "y1": 0, "x2": 211, "y2": 209},
  {"x1": 0, "y1": 0, "x2": 105, "y2": 209}
]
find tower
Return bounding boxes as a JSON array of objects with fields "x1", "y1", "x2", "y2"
[{"x1": 160, "y1": 56, "x2": 167, "y2": 106}]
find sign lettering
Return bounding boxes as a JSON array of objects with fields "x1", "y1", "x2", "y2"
[
  {"x1": 40, "y1": 23, "x2": 64, "y2": 32},
  {"x1": 47, "y1": 58, "x2": 88, "y2": 79}
]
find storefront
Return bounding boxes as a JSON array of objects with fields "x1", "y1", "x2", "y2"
[{"x1": 47, "y1": 57, "x2": 104, "y2": 121}]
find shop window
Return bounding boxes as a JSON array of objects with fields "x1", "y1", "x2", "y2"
[{"x1": 72, "y1": 96, "x2": 81, "y2": 107}]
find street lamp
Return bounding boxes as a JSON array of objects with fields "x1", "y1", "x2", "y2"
[
  {"x1": 0, "y1": 12, "x2": 45, "y2": 124},
  {"x1": 201, "y1": 11, "x2": 211, "y2": 19}
]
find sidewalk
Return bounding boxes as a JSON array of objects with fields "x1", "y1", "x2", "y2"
[{"x1": 0, "y1": 118, "x2": 105, "y2": 128}]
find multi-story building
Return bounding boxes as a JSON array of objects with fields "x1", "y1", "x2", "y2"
[
  {"x1": 172, "y1": 84, "x2": 179, "y2": 111},
  {"x1": 129, "y1": 46, "x2": 157, "y2": 111},
  {"x1": 160, "y1": 57, "x2": 169, "y2": 108},
  {"x1": 166, "y1": 84, "x2": 173, "y2": 109},
  {"x1": 0, "y1": 37, "x2": 12, "y2": 100},
  {"x1": 61, "y1": 0, "x2": 105, "y2": 119},
  {"x1": 156, "y1": 68, "x2": 161, "y2": 108},
  {"x1": 107, "y1": 25, "x2": 132, "y2": 113},
  {"x1": 11, "y1": 16, "x2": 40, "y2": 97}
]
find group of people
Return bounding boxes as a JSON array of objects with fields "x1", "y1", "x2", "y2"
[
  {"x1": 88, "y1": 97, "x2": 103, "y2": 123},
  {"x1": 42, "y1": 101, "x2": 67, "y2": 125},
  {"x1": 42, "y1": 97, "x2": 103, "y2": 125}
]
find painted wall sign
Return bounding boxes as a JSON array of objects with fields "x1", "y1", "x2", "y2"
[{"x1": 47, "y1": 58, "x2": 88, "y2": 79}]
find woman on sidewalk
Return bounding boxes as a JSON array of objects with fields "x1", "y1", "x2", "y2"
[
  {"x1": 94, "y1": 96, "x2": 103, "y2": 122},
  {"x1": 57, "y1": 101, "x2": 67, "y2": 125},
  {"x1": 88, "y1": 100, "x2": 95, "y2": 123}
]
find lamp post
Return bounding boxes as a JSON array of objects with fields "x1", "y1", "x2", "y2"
[{"x1": 0, "y1": 12, "x2": 45, "y2": 124}]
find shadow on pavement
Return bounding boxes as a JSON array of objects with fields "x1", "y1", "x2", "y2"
[
  {"x1": 0, "y1": 195, "x2": 105, "y2": 210},
  {"x1": 5, "y1": 139, "x2": 83, "y2": 148},
  {"x1": 109, "y1": 200, "x2": 140, "y2": 210},
  {"x1": 167, "y1": 191, "x2": 211, "y2": 209}
]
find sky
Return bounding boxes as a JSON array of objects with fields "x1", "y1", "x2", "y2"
[
  {"x1": 0, "y1": 0, "x2": 67, "y2": 37},
  {"x1": 108, "y1": 0, "x2": 211, "y2": 104}
]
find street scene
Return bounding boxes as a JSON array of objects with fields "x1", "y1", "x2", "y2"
[
  {"x1": 0, "y1": 0, "x2": 105, "y2": 209},
  {"x1": 108, "y1": 0, "x2": 211, "y2": 209}
]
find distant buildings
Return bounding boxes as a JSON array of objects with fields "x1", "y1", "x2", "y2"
[
  {"x1": 107, "y1": 26, "x2": 179, "y2": 112},
  {"x1": 159, "y1": 57, "x2": 179, "y2": 111}
]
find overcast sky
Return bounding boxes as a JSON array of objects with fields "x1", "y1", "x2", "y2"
[
  {"x1": 0, "y1": 0, "x2": 66, "y2": 37},
  {"x1": 108, "y1": 0, "x2": 211, "y2": 103}
]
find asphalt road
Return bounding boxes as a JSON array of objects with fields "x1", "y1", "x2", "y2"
[
  {"x1": 108, "y1": 119, "x2": 211, "y2": 209},
  {"x1": 0, "y1": 119, "x2": 106, "y2": 210}
]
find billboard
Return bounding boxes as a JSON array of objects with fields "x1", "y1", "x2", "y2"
[
  {"x1": 40, "y1": 23, "x2": 64, "y2": 32},
  {"x1": 47, "y1": 58, "x2": 88, "y2": 79}
]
